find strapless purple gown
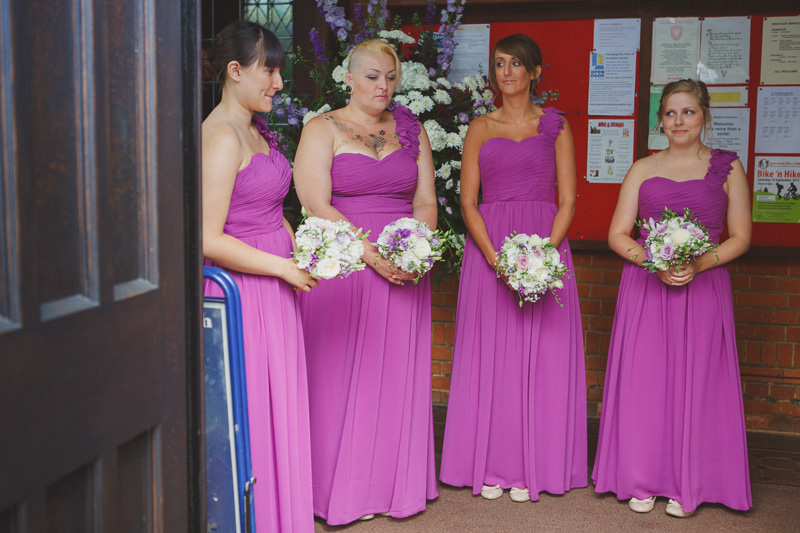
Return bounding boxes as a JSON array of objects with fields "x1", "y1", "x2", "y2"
[
  {"x1": 299, "y1": 105, "x2": 438, "y2": 525},
  {"x1": 440, "y1": 108, "x2": 587, "y2": 498},
  {"x1": 592, "y1": 149, "x2": 752, "y2": 513},
  {"x1": 204, "y1": 115, "x2": 314, "y2": 532}
]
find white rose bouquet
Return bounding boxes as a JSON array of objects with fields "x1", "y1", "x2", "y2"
[
  {"x1": 496, "y1": 232, "x2": 570, "y2": 307},
  {"x1": 636, "y1": 207, "x2": 717, "y2": 273},
  {"x1": 293, "y1": 217, "x2": 367, "y2": 280},
  {"x1": 376, "y1": 217, "x2": 447, "y2": 283}
]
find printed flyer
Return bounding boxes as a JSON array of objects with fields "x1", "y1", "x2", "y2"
[{"x1": 753, "y1": 157, "x2": 800, "y2": 223}]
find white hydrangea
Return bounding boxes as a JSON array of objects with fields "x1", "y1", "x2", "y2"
[
  {"x1": 302, "y1": 104, "x2": 332, "y2": 125},
  {"x1": 482, "y1": 89, "x2": 494, "y2": 100},
  {"x1": 445, "y1": 178, "x2": 454, "y2": 190},
  {"x1": 435, "y1": 162, "x2": 452, "y2": 180},
  {"x1": 423, "y1": 119, "x2": 447, "y2": 151},
  {"x1": 399, "y1": 61, "x2": 433, "y2": 92},
  {"x1": 432, "y1": 89, "x2": 451, "y2": 105},
  {"x1": 393, "y1": 94, "x2": 410, "y2": 107},
  {"x1": 378, "y1": 30, "x2": 416, "y2": 44},
  {"x1": 436, "y1": 77, "x2": 452, "y2": 89},
  {"x1": 332, "y1": 64, "x2": 347, "y2": 84},
  {"x1": 445, "y1": 132, "x2": 463, "y2": 150},
  {"x1": 407, "y1": 99, "x2": 427, "y2": 116},
  {"x1": 458, "y1": 124, "x2": 469, "y2": 138},
  {"x1": 460, "y1": 75, "x2": 478, "y2": 90}
]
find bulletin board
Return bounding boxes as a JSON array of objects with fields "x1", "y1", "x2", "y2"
[{"x1": 487, "y1": 16, "x2": 800, "y2": 247}]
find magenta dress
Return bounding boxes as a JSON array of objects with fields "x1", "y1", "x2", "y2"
[
  {"x1": 440, "y1": 108, "x2": 587, "y2": 498},
  {"x1": 592, "y1": 149, "x2": 752, "y2": 513},
  {"x1": 299, "y1": 105, "x2": 438, "y2": 525},
  {"x1": 204, "y1": 115, "x2": 314, "y2": 532}
]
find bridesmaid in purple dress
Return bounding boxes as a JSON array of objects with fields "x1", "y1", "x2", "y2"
[
  {"x1": 202, "y1": 21, "x2": 317, "y2": 532},
  {"x1": 293, "y1": 40, "x2": 439, "y2": 525},
  {"x1": 440, "y1": 34, "x2": 587, "y2": 503},
  {"x1": 593, "y1": 79, "x2": 752, "y2": 517}
]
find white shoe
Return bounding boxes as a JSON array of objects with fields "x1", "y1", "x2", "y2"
[
  {"x1": 480, "y1": 484, "x2": 503, "y2": 500},
  {"x1": 628, "y1": 496, "x2": 656, "y2": 513},
  {"x1": 509, "y1": 487, "x2": 530, "y2": 502},
  {"x1": 358, "y1": 514, "x2": 375, "y2": 521},
  {"x1": 666, "y1": 499, "x2": 694, "y2": 518}
]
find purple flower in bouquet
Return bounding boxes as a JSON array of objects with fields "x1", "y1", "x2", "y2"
[{"x1": 659, "y1": 243, "x2": 675, "y2": 260}]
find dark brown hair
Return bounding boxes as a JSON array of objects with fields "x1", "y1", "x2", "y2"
[
  {"x1": 210, "y1": 20, "x2": 285, "y2": 86},
  {"x1": 488, "y1": 34, "x2": 543, "y2": 96}
]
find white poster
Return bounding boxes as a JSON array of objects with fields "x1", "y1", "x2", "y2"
[
  {"x1": 698, "y1": 17, "x2": 750, "y2": 84},
  {"x1": 593, "y1": 18, "x2": 641, "y2": 51},
  {"x1": 761, "y1": 16, "x2": 800, "y2": 85},
  {"x1": 651, "y1": 17, "x2": 701, "y2": 84},
  {"x1": 711, "y1": 108, "x2": 750, "y2": 171},
  {"x1": 588, "y1": 51, "x2": 637, "y2": 116},
  {"x1": 448, "y1": 24, "x2": 491, "y2": 84},
  {"x1": 755, "y1": 86, "x2": 800, "y2": 154},
  {"x1": 587, "y1": 119, "x2": 635, "y2": 183}
]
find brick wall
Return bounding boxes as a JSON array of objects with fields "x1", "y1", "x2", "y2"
[{"x1": 430, "y1": 249, "x2": 800, "y2": 436}]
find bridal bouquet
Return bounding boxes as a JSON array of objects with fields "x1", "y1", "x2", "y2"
[
  {"x1": 293, "y1": 217, "x2": 367, "y2": 279},
  {"x1": 496, "y1": 232, "x2": 569, "y2": 307},
  {"x1": 637, "y1": 207, "x2": 717, "y2": 273},
  {"x1": 376, "y1": 217, "x2": 447, "y2": 282}
]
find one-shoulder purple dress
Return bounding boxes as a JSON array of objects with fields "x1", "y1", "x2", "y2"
[
  {"x1": 440, "y1": 108, "x2": 587, "y2": 498},
  {"x1": 204, "y1": 115, "x2": 314, "y2": 532},
  {"x1": 299, "y1": 105, "x2": 438, "y2": 525},
  {"x1": 592, "y1": 149, "x2": 752, "y2": 513}
]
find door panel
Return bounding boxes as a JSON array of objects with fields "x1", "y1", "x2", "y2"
[{"x1": 0, "y1": 0, "x2": 201, "y2": 530}]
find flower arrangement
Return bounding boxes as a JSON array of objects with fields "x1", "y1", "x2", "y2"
[
  {"x1": 496, "y1": 232, "x2": 569, "y2": 307},
  {"x1": 293, "y1": 217, "x2": 368, "y2": 279},
  {"x1": 636, "y1": 207, "x2": 717, "y2": 273},
  {"x1": 266, "y1": 0, "x2": 558, "y2": 275},
  {"x1": 376, "y1": 217, "x2": 448, "y2": 282}
]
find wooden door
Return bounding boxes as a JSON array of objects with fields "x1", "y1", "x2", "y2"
[{"x1": 0, "y1": 0, "x2": 202, "y2": 531}]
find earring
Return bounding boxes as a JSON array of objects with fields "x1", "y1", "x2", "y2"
[{"x1": 346, "y1": 85, "x2": 352, "y2": 93}]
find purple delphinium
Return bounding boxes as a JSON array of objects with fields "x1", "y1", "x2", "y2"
[
  {"x1": 317, "y1": 0, "x2": 352, "y2": 41},
  {"x1": 309, "y1": 28, "x2": 327, "y2": 62}
]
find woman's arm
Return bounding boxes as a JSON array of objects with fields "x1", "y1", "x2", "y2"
[
  {"x1": 549, "y1": 117, "x2": 577, "y2": 249},
  {"x1": 201, "y1": 122, "x2": 317, "y2": 291},
  {"x1": 608, "y1": 159, "x2": 647, "y2": 265},
  {"x1": 412, "y1": 124, "x2": 438, "y2": 230},
  {"x1": 459, "y1": 119, "x2": 497, "y2": 269}
]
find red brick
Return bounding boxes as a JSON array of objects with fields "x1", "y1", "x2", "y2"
[
  {"x1": 431, "y1": 307, "x2": 455, "y2": 322},
  {"x1": 432, "y1": 323, "x2": 447, "y2": 344},
  {"x1": 599, "y1": 333, "x2": 612, "y2": 354},
  {"x1": 745, "y1": 415, "x2": 770, "y2": 430},
  {"x1": 786, "y1": 368, "x2": 800, "y2": 380},
  {"x1": 432, "y1": 390, "x2": 443, "y2": 405},
  {"x1": 571, "y1": 253, "x2": 593, "y2": 267},
  {"x1": 735, "y1": 291, "x2": 786, "y2": 308},
  {"x1": 780, "y1": 276, "x2": 800, "y2": 293},
  {"x1": 600, "y1": 300, "x2": 618, "y2": 315},
  {"x1": 586, "y1": 355, "x2": 608, "y2": 370},
  {"x1": 584, "y1": 331, "x2": 601, "y2": 354},
  {"x1": 577, "y1": 284, "x2": 590, "y2": 298},
  {"x1": 432, "y1": 346, "x2": 453, "y2": 360},
  {"x1": 431, "y1": 361, "x2": 442, "y2": 375},
  {"x1": 430, "y1": 292, "x2": 443, "y2": 306},
  {"x1": 787, "y1": 327, "x2": 800, "y2": 342},
  {"x1": 590, "y1": 254, "x2": 624, "y2": 268},
  {"x1": 733, "y1": 307, "x2": 748, "y2": 322},
  {"x1": 585, "y1": 372, "x2": 604, "y2": 386},
  {"x1": 740, "y1": 365, "x2": 783, "y2": 379},
  {"x1": 761, "y1": 342, "x2": 778, "y2": 365},
  {"x1": 789, "y1": 264, "x2": 800, "y2": 277},
  {"x1": 743, "y1": 399, "x2": 771, "y2": 414},
  {"x1": 737, "y1": 324, "x2": 786, "y2": 341},
  {"x1": 579, "y1": 299, "x2": 602, "y2": 315},
  {"x1": 771, "y1": 384, "x2": 797, "y2": 400},
  {"x1": 431, "y1": 375, "x2": 451, "y2": 390},
  {"x1": 743, "y1": 382, "x2": 770, "y2": 398},
  {"x1": 441, "y1": 292, "x2": 458, "y2": 308},
  {"x1": 775, "y1": 309, "x2": 800, "y2": 325},
  {"x1": 444, "y1": 324, "x2": 455, "y2": 344},
  {"x1": 749, "y1": 276, "x2": 777, "y2": 291},
  {"x1": 749, "y1": 308, "x2": 774, "y2": 324},
  {"x1": 587, "y1": 315, "x2": 614, "y2": 331},
  {"x1": 789, "y1": 294, "x2": 800, "y2": 308},
  {"x1": 729, "y1": 273, "x2": 749, "y2": 290},
  {"x1": 590, "y1": 284, "x2": 620, "y2": 300},
  {"x1": 603, "y1": 268, "x2": 622, "y2": 285},
  {"x1": 737, "y1": 261, "x2": 789, "y2": 276},
  {"x1": 777, "y1": 342, "x2": 795, "y2": 362},
  {"x1": 587, "y1": 387, "x2": 604, "y2": 401},
  {"x1": 576, "y1": 267, "x2": 603, "y2": 283}
]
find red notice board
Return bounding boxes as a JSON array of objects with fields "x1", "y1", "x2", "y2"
[{"x1": 490, "y1": 21, "x2": 627, "y2": 244}]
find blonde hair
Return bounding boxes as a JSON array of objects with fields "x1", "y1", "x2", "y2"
[{"x1": 346, "y1": 39, "x2": 402, "y2": 84}]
